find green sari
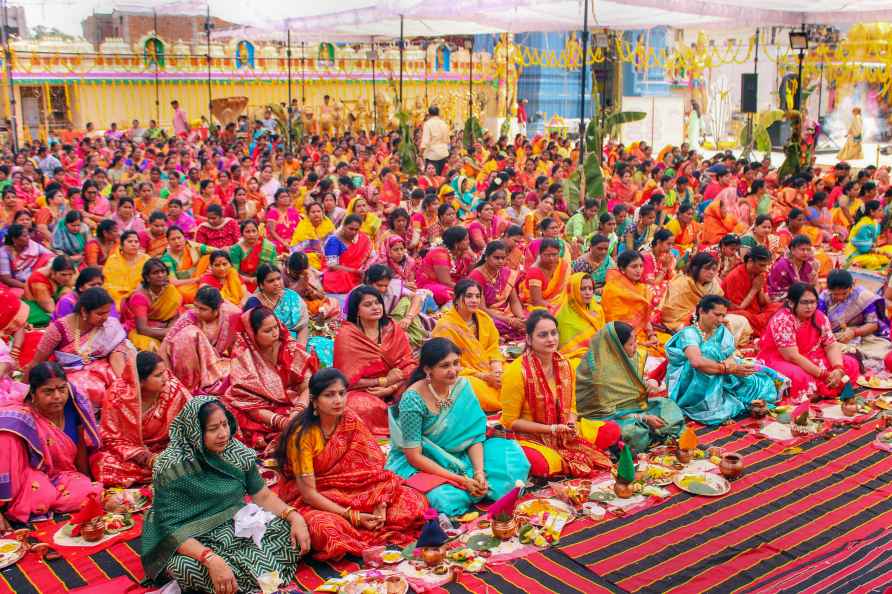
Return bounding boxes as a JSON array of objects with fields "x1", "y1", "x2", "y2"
[
  {"x1": 575, "y1": 322, "x2": 684, "y2": 453},
  {"x1": 141, "y1": 397, "x2": 301, "y2": 591}
]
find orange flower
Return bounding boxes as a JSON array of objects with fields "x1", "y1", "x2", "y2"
[{"x1": 679, "y1": 426, "x2": 698, "y2": 450}]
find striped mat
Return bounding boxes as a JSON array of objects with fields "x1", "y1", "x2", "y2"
[{"x1": 1, "y1": 422, "x2": 890, "y2": 593}]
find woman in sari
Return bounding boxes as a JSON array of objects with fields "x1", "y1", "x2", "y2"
[
  {"x1": 525, "y1": 217, "x2": 570, "y2": 267},
  {"x1": 431, "y1": 280, "x2": 505, "y2": 412},
  {"x1": 411, "y1": 195, "x2": 441, "y2": 250},
  {"x1": 767, "y1": 235, "x2": 819, "y2": 301},
  {"x1": 333, "y1": 286, "x2": 416, "y2": 437},
  {"x1": 386, "y1": 338, "x2": 529, "y2": 516},
  {"x1": 159, "y1": 286, "x2": 240, "y2": 395},
  {"x1": 519, "y1": 238, "x2": 571, "y2": 315},
  {"x1": 364, "y1": 265, "x2": 434, "y2": 349},
  {"x1": 23, "y1": 255, "x2": 76, "y2": 327},
  {"x1": 702, "y1": 188, "x2": 747, "y2": 245},
  {"x1": 285, "y1": 252, "x2": 340, "y2": 322},
  {"x1": 468, "y1": 201, "x2": 504, "y2": 253},
  {"x1": 266, "y1": 188, "x2": 301, "y2": 254},
  {"x1": 379, "y1": 208, "x2": 420, "y2": 255},
  {"x1": 160, "y1": 226, "x2": 213, "y2": 304},
  {"x1": 290, "y1": 201, "x2": 334, "y2": 269},
  {"x1": 757, "y1": 283, "x2": 860, "y2": 400},
  {"x1": 0, "y1": 224, "x2": 54, "y2": 293},
  {"x1": 199, "y1": 250, "x2": 246, "y2": 306},
  {"x1": 665, "y1": 204, "x2": 702, "y2": 254},
  {"x1": 323, "y1": 214, "x2": 373, "y2": 296},
  {"x1": 819, "y1": 270, "x2": 891, "y2": 367},
  {"x1": 666, "y1": 295, "x2": 781, "y2": 425},
  {"x1": 416, "y1": 226, "x2": 477, "y2": 307},
  {"x1": 53, "y1": 266, "x2": 118, "y2": 321},
  {"x1": 575, "y1": 321, "x2": 683, "y2": 454},
  {"x1": 500, "y1": 311, "x2": 618, "y2": 478},
  {"x1": 346, "y1": 196, "x2": 382, "y2": 244},
  {"x1": 0, "y1": 363, "x2": 102, "y2": 529},
  {"x1": 468, "y1": 241, "x2": 526, "y2": 341},
  {"x1": 556, "y1": 273, "x2": 604, "y2": 365},
  {"x1": 602, "y1": 250, "x2": 661, "y2": 354},
  {"x1": 641, "y1": 228, "x2": 676, "y2": 308},
  {"x1": 93, "y1": 352, "x2": 191, "y2": 487},
  {"x1": 845, "y1": 200, "x2": 892, "y2": 269},
  {"x1": 223, "y1": 186, "x2": 257, "y2": 222},
  {"x1": 571, "y1": 234, "x2": 614, "y2": 291},
  {"x1": 522, "y1": 195, "x2": 555, "y2": 238},
  {"x1": 103, "y1": 230, "x2": 150, "y2": 308},
  {"x1": 741, "y1": 214, "x2": 783, "y2": 259},
  {"x1": 230, "y1": 219, "x2": 278, "y2": 293},
  {"x1": 194, "y1": 205, "x2": 241, "y2": 249},
  {"x1": 244, "y1": 264, "x2": 310, "y2": 340},
  {"x1": 120, "y1": 258, "x2": 182, "y2": 352},
  {"x1": 277, "y1": 369, "x2": 426, "y2": 561},
  {"x1": 83, "y1": 219, "x2": 119, "y2": 268},
  {"x1": 374, "y1": 235, "x2": 417, "y2": 286},
  {"x1": 141, "y1": 397, "x2": 309, "y2": 594},
  {"x1": 51, "y1": 210, "x2": 89, "y2": 267},
  {"x1": 837, "y1": 107, "x2": 863, "y2": 161},
  {"x1": 225, "y1": 308, "x2": 318, "y2": 452},
  {"x1": 111, "y1": 196, "x2": 146, "y2": 235}
]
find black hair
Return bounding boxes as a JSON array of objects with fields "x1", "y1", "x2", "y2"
[
  {"x1": 50, "y1": 255, "x2": 75, "y2": 273},
  {"x1": 538, "y1": 217, "x2": 558, "y2": 234},
  {"x1": 854, "y1": 199, "x2": 882, "y2": 221},
  {"x1": 195, "y1": 285, "x2": 223, "y2": 309},
  {"x1": 539, "y1": 238, "x2": 562, "y2": 254},
  {"x1": 442, "y1": 226, "x2": 469, "y2": 250},
  {"x1": 745, "y1": 245, "x2": 771, "y2": 263},
  {"x1": 364, "y1": 263, "x2": 394, "y2": 284},
  {"x1": 28, "y1": 362, "x2": 68, "y2": 398},
  {"x1": 209, "y1": 249, "x2": 231, "y2": 264},
  {"x1": 166, "y1": 225, "x2": 185, "y2": 238},
  {"x1": 687, "y1": 252, "x2": 717, "y2": 280},
  {"x1": 148, "y1": 210, "x2": 167, "y2": 224},
  {"x1": 504, "y1": 224, "x2": 523, "y2": 238},
  {"x1": 97, "y1": 219, "x2": 118, "y2": 241},
  {"x1": 754, "y1": 214, "x2": 772, "y2": 227},
  {"x1": 136, "y1": 351, "x2": 162, "y2": 382},
  {"x1": 255, "y1": 263, "x2": 281, "y2": 287},
  {"x1": 719, "y1": 234, "x2": 741, "y2": 247},
  {"x1": 589, "y1": 234, "x2": 609, "y2": 248},
  {"x1": 4, "y1": 223, "x2": 26, "y2": 245},
  {"x1": 342, "y1": 213, "x2": 363, "y2": 227},
  {"x1": 346, "y1": 285, "x2": 389, "y2": 327},
  {"x1": 525, "y1": 309, "x2": 558, "y2": 337},
  {"x1": 617, "y1": 249, "x2": 643, "y2": 270},
  {"x1": 117, "y1": 196, "x2": 135, "y2": 207},
  {"x1": 454, "y1": 278, "x2": 481, "y2": 301},
  {"x1": 63, "y1": 210, "x2": 83, "y2": 224},
  {"x1": 74, "y1": 287, "x2": 114, "y2": 314},
  {"x1": 197, "y1": 400, "x2": 231, "y2": 434},
  {"x1": 613, "y1": 321, "x2": 634, "y2": 345},
  {"x1": 286, "y1": 251, "x2": 308, "y2": 274},
  {"x1": 141, "y1": 257, "x2": 168, "y2": 287},
  {"x1": 248, "y1": 306, "x2": 277, "y2": 334},
  {"x1": 387, "y1": 207, "x2": 410, "y2": 229},
  {"x1": 638, "y1": 204, "x2": 656, "y2": 218},
  {"x1": 206, "y1": 203, "x2": 224, "y2": 217},
  {"x1": 437, "y1": 203, "x2": 455, "y2": 218},
  {"x1": 119, "y1": 229, "x2": 140, "y2": 246},
  {"x1": 786, "y1": 282, "x2": 820, "y2": 329},
  {"x1": 697, "y1": 294, "x2": 731, "y2": 315},
  {"x1": 651, "y1": 227, "x2": 673, "y2": 247},
  {"x1": 789, "y1": 234, "x2": 812, "y2": 249},
  {"x1": 74, "y1": 267, "x2": 104, "y2": 292},
  {"x1": 599, "y1": 212, "x2": 615, "y2": 224},
  {"x1": 826, "y1": 269, "x2": 854, "y2": 290},
  {"x1": 407, "y1": 337, "x2": 462, "y2": 386},
  {"x1": 239, "y1": 219, "x2": 259, "y2": 233}
]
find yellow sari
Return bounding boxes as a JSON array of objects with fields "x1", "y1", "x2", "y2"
[
  {"x1": 602, "y1": 268, "x2": 666, "y2": 355},
  {"x1": 556, "y1": 273, "x2": 605, "y2": 366},
  {"x1": 520, "y1": 259, "x2": 571, "y2": 315},
  {"x1": 124, "y1": 283, "x2": 182, "y2": 352},
  {"x1": 290, "y1": 216, "x2": 335, "y2": 269},
  {"x1": 431, "y1": 307, "x2": 504, "y2": 412},
  {"x1": 103, "y1": 250, "x2": 150, "y2": 308},
  {"x1": 346, "y1": 197, "x2": 382, "y2": 243}
]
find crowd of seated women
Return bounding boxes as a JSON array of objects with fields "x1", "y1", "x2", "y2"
[{"x1": 0, "y1": 120, "x2": 889, "y2": 594}]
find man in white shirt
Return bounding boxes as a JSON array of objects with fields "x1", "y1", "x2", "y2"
[{"x1": 420, "y1": 106, "x2": 450, "y2": 175}]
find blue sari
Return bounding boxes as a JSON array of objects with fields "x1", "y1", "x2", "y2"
[
  {"x1": 666, "y1": 325, "x2": 782, "y2": 425},
  {"x1": 245, "y1": 289, "x2": 334, "y2": 367},
  {"x1": 385, "y1": 378, "x2": 529, "y2": 516}
]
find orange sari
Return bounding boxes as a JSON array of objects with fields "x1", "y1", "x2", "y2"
[
  {"x1": 277, "y1": 410, "x2": 426, "y2": 561},
  {"x1": 601, "y1": 269, "x2": 653, "y2": 340},
  {"x1": 519, "y1": 260, "x2": 571, "y2": 315},
  {"x1": 332, "y1": 322, "x2": 416, "y2": 437}
]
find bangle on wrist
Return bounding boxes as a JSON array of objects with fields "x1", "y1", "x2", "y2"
[
  {"x1": 198, "y1": 548, "x2": 215, "y2": 566},
  {"x1": 279, "y1": 506, "x2": 297, "y2": 522},
  {"x1": 378, "y1": 377, "x2": 387, "y2": 387}
]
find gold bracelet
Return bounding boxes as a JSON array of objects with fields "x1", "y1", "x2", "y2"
[
  {"x1": 378, "y1": 377, "x2": 387, "y2": 387},
  {"x1": 279, "y1": 506, "x2": 297, "y2": 521}
]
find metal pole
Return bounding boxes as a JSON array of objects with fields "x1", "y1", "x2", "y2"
[
  {"x1": 371, "y1": 37, "x2": 377, "y2": 133},
  {"x1": 1, "y1": 0, "x2": 17, "y2": 151},
  {"x1": 424, "y1": 47, "x2": 428, "y2": 107},
  {"x1": 205, "y1": 6, "x2": 212, "y2": 128},
  {"x1": 300, "y1": 42, "x2": 306, "y2": 103},
  {"x1": 579, "y1": 0, "x2": 589, "y2": 153},
  {"x1": 467, "y1": 38, "x2": 474, "y2": 121},
  {"x1": 504, "y1": 34, "x2": 509, "y2": 120},
  {"x1": 286, "y1": 29, "x2": 292, "y2": 152},
  {"x1": 795, "y1": 48, "x2": 804, "y2": 111},
  {"x1": 153, "y1": 9, "x2": 160, "y2": 124},
  {"x1": 398, "y1": 15, "x2": 404, "y2": 105},
  {"x1": 817, "y1": 61, "x2": 824, "y2": 120},
  {"x1": 746, "y1": 28, "x2": 759, "y2": 157}
]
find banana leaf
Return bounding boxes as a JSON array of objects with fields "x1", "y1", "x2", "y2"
[
  {"x1": 463, "y1": 116, "x2": 483, "y2": 151},
  {"x1": 395, "y1": 108, "x2": 418, "y2": 174},
  {"x1": 603, "y1": 111, "x2": 646, "y2": 137}
]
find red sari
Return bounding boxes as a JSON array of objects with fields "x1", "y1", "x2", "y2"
[
  {"x1": 277, "y1": 410, "x2": 426, "y2": 561},
  {"x1": 322, "y1": 233, "x2": 373, "y2": 294},
  {"x1": 721, "y1": 264, "x2": 781, "y2": 336},
  {"x1": 91, "y1": 370, "x2": 191, "y2": 487},
  {"x1": 332, "y1": 321, "x2": 416, "y2": 437},
  {"x1": 224, "y1": 312, "x2": 319, "y2": 451}
]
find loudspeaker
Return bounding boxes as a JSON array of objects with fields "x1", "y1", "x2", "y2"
[{"x1": 741, "y1": 73, "x2": 758, "y2": 113}]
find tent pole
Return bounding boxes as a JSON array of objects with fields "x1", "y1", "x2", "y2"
[
  {"x1": 153, "y1": 9, "x2": 160, "y2": 124},
  {"x1": 467, "y1": 37, "x2": 474, "y2": 122},
  {"x1": 579, "y1": 0, "x2": 589, "y2": 153},
  {"x1": 399, "y1": 14, "x2": 404, "y2": 105},
  {"x1": 371, "y1": 37, "x2": 377, "y2": 133},
  {"x1": 1, "y1": 0, "x2": 17, "y2": 151},
  {"x1": 287, "y1": 29, "x2": 292, "y2": 152},
  {"x1": 301, "y1": 42, "x2": 306, "y2": 103},
  {"x1": 204, "y1": 5, "x2": 212, "y2": 129}
]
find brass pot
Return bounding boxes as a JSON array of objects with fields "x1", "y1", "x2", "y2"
[
  {"x1": 80, "y1": 519, "x2": 105, "y2": 543},
  {"x1": 841, "y1": 399, "x2": 858, "y2": 417},
  {"x1": 613, "y1": 480, "x2": 635, "y2": 499},
  {"x1": 719, "y1": 453, "x2": 744, "y2": 480},
  {"x1": 677, "y1": 448, "x2": 694, "y2": 464},
  {"x1": 420, "y1": 546, "x2": 445, "y2": 566},
  {"x1": 491, "y1": 516, "x2": 517, "y2": 540},
  {"x1": 750, "y1": 400, "x2": 768, "y2": 419}
]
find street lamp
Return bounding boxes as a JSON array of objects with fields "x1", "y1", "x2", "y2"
[{"x1": 789, "y1": 29, "x2": 808, "y2": 110}]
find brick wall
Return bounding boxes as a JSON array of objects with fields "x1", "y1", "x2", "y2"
[{"x1": 82, "y1": 11, "x2": 234, "y2": 46}]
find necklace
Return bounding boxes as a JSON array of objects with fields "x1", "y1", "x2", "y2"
[
  {"x1": 427, "y1": 380, "x2": 454, "y2": 412},
  {"x1": 320, "y1": 418, "x2": 339, "y2": 441},
  {"x1": 693, "y1": 322, "x2": 715, "y2": 341},
  {"x1": 71, "y1": 317, "x2": 96, "y2": 365}
]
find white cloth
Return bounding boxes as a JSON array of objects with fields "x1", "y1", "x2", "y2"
[
  {"x1": 421, "y1": 117, "x2": 450, "y2": 161},
  {"x1": 233, "y1": 503, "x2": 275, "y2": 548},
  {"x1": 146, "y1": 581, "x2": 182, "y2": 594}
]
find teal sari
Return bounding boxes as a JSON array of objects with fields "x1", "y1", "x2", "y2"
[
  {"x1": 385, "y1": 378, "x2": 529, "y2": 516},
  {"x1": 666, "y1": 325, "x2": 780, "y2": 425},
  {"x1": 246, "y1": 288, "x2": 333, "y2": 367}
]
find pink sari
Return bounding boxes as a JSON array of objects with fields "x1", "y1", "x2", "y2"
[
  {"x1": 0, "y1": 385, "x2": 102, "y2": 523},
  {"x1": 266, "y1": 206, "x2": 301, "y2": 253}
]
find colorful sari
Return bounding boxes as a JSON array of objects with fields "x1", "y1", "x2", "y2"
[
  {"x1": 103, "y1": 250, "x2": 150, "y2": 307},
  {"x1": 556, "y1": 272, "x2": 605, "y2": 364},
  {"x1": 845, "y1": 216, "x2": 892, "y2": 269},
  {"x1": 333, "y1": 321, "x2": 416, "y2": 437},
  {"x1": 346, "y1": 197, "x2": 382, "y2": 242},
  {"x1": 0, "y1": 384, "x2": 102, "y2": 523},
  {"x1": 500, "y1": 351, "x2": 615, "y2": 478},
  {"x1": 701, "y1": 192, "x2": 747, "y2": 245},
  {"x1": 666, "y1": 325, "x2": 781, "y2": 425},
  {"x1": 160, "y1": 242, "x2": 211, "y2": 304},
  {"x1": 642, "y1": 251, "x2": 676, "y2": 307},
  {"x1": 601, "y1": 269, "x2": 653, "y2": 342},
  {"x1": 659, "y1": 274, "x2": 722, "y2": 332},
  {"x1": 92, "y1": 369, "x2": 191, "y2": 487},
  {"x1": 415, "y1": 247, "x2": 477, "y2": 306},
  {"x1": 377, "y1": 279, "x2": 435, "y2": 349},
  {"x1": 468, "y1": 266, "x2": 524, "y2": 340},
  {"x1": 818, "y1": 286, "x2": 891, "y2": 364},
  {"x1": 278, "y1": 410, "x2": 426, "y2": 561},
  {"x1": 33, "y1": 315, "x2": 131, "y2": 408},
  {"x1": 721, "y1": 263, "x2": 782, "y2": 336},
  {"x1": 158, "y1": 302, "x2": 241, "y2": 395},
  {"x1": 519, "y1": 260, "x2": 571, "y2": 315},
  {"x1": 575, "y1": 323, "x2": 683, "y2": 453},
  {"x1": 51, "y1": 222, "x2": 89, "y2": 257},
  {"x1": 571, "y1": 254, "x2": 614, "y2": 289},
  {"x1": 141, "y1": 398, "x2": 301, "y2": 591},
  {"x1": 120, "y1": 284, "x2": 183, "y2": 352},
  {"x1": 23, "y1": 270, "x2": 68, "y2": 327},
  {"x1": 767, "y1": 255, "x2": 817, "y2": 301},
  {"x1": 266, "y1": 206, "x2": 301, "y2": 253},
  {"x1": 322, "y1": 232, "x2": 373, "y2": 294},
  {"x1": 290, "y1": 216, "x2": 335, "y2": 269},
  {"x1": 386, "y1": 378, "x2": 529, "y2": 516},
  {"x1": 373, "y1": 236, "x2": 416, "y2": 283},
  {"x1": 431, "y1": 307, "x2": 504, "y2": 412},
  {"x1": 225, "y1": 313, "x2": 318, "y2": 451},
  {"x1": 757, "y1": 308, "x2": 860, "y2": 400},
  {"x1": 230, "y1": 239, "x2": 278, "y2": 292},
  {"x1": 0, "y1": 240, "x2": 53, "y2": 284}
]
